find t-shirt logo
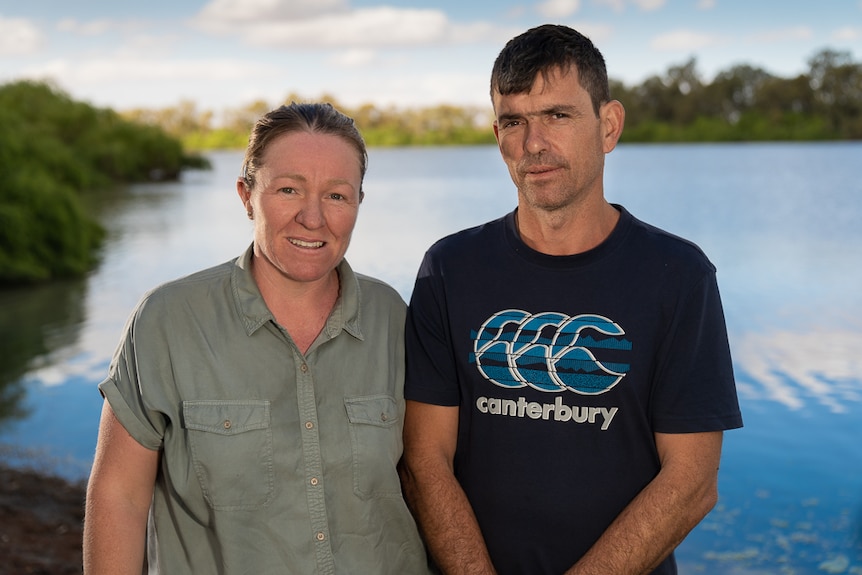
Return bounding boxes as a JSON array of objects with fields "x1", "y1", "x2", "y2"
[{"x1": 471, "y1": 309, "x2": 631, "y2": 395}]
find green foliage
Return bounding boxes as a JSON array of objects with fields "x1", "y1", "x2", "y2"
[
  {"x1": 122, "y1": 48, "x2": 862, "y2": 150},
  {"x1": 0, "y1": 80, "x2": 209, "y2": 285},
  {"x1": 616, "y1": 49, "x2": 862, "y2": 142}
]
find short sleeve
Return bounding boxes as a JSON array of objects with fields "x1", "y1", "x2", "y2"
[
  {"x1": 97, "y1": 299, "x2": 169, "y2": 450},
  {"x1": 404, "y1": 250, "x2": 461, "y2": 406},
  {"x1": 650, "y1": 270, "x2": 743, "y2": 433}
]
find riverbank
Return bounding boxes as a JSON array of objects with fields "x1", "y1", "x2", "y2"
[{"x1": 0, "y1": 463, "x2": 84, "y2": 574}]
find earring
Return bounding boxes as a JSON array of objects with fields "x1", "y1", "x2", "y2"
[{"x1": 247, "y1": 209, "x2": 253, "y2": 220}]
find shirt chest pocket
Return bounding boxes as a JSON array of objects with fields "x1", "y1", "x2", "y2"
[
  {"x1": 344, "y1": 395, "x2": 402, "y2": 499},
  {"x1": 183, "y1": 400, "x2": 274, "y2": 511}
]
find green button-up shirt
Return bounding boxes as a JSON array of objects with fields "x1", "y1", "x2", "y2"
[{"x1": 100, "y1": 245, "x2": 430, "y2": 574}]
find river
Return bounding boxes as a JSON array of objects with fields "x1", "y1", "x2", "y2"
[{"x1": 1, "y1": 143, "x2": 860, "y2": 573}]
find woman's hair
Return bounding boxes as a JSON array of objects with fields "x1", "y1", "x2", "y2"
[
  {"x1": 490, "y1": 24, "x2": 610, "y2": 117},
  {"x1": 240, "y1": 102, "x2": 368, "y2": 191}
]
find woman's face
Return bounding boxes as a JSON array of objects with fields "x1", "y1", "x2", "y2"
[{"x1": 237, "y1": 130, "x2": 363, "y2": 287}]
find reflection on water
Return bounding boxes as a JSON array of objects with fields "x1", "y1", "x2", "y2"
[
  {"x1": 735, "y1": 329, "x2": 862, "y2": 413},
  {"x1": 0, "y1": 278, "x2": 88, "y2": 429},
  {"x1": 1, "y1": 144, "x2": 861, "y2": 572}
]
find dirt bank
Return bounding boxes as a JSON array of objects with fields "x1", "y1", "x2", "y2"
[{"x1": 0, "y1": 464, "x2": 85, "y2": 575}]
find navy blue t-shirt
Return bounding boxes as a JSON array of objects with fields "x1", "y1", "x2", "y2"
[{"x1": 405, "y1": 205, "x2": 743, "y2": 575}]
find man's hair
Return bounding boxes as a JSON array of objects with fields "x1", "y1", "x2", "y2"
[
  {"x1": 241, "y1": 102, "x2": 368, "y2": 192},
  {"x1": 490, "y1": 24, "x2": 611, "y2": 116}
]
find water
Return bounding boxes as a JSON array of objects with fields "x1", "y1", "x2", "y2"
[{"x1": 1, "y1": 143, "x2": 860, "y2": 574}]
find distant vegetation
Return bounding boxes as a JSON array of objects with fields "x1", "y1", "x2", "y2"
[
  {"x1": 123, "y1": 48, "x2": 862, "y2": 150},
  {"x1": 2, "y1": 48, "x2": 859, "y2": 285},
  {"x1": 0, "y1": 80, "x2": 209, "y2": 285}
]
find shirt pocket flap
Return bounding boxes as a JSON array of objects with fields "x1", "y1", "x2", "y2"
[
  {"x1": 344, "y1": 395, "x2": 398, "y2": 428},
  {"x1": 183, "y1": 400, "x2": 271, "y2": 435}
]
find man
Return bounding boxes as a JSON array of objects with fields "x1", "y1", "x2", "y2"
[{"x1": 400, "y1": 24, "x2": 742, "y2": 575}]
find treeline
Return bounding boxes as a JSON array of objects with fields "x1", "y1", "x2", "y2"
[
  {"x1": 616, "y1": 49, "x2": 862, "y2": 141},
  {"x1": 0, "y1": 80, "x2": 208, "y2": 285},
  {"x1": 124, "y1": 48, "x2": 862, "y2": 149},
  {"x1": 124, "y1": 98, "x2": 497, "y2": 149}
]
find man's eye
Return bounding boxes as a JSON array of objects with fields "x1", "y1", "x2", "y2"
[
  {"x1": 278, "y1": 187, "x2": 296, "y2": 194},
  {"x1": 329, "y1": 193, "x2": 345, "y2": 201}
]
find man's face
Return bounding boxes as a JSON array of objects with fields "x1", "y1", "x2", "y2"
[{"x1": 492, "y1": 65, "x2": 619, "y2": 214}]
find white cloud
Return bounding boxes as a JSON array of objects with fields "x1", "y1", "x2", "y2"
[
  {"x1": 537, "y1": 0, "x2": 581, "y2": 19},
  {"x1": 26, "y1": 56, "x2": 271, "y2": 84},
  {"x1": 832, "y1": 26, "x2": 861, "y2": 41},
  {"x1": 56, "y1": 18, "x2": 114, "y2": 36},
  {"x1": 632, "y1": 0, "x2": 665, "y2": 10},
  {"x1": 328, "y1": 48, "x2": 377, "y2": 68},
  {"x1": 747, "y1": 26, "x2": 812, "y2": 44},
  {"x1": 257, "y1": 7, "x2": 448, "y2": 47},
  {"x1": 0, "y1": 16, "x2": 43, "y2": 55},
  {"x1": 593, "y1": 0, "x2": 665, "y2": 12},
  {"x1": 651, "y1": 29, "x2": 719, "y2": 51},
  {"x1": 197, "y1": 0, "x2": 349, "y2": 25},
  {"x1": 697, "y1": 0, "x2": 715, "y2": 8},
  {"x1": 594, "y1": 0, "x2": 625, "y2": 12}
]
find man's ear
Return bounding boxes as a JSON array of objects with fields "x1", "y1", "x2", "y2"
[{"x1": 600, "y1": 99, "x2": 626, "y2": 153}]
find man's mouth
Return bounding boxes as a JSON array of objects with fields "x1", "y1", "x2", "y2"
[{"x1": 290, "y1": 238, "x2": 325, "y2": 248}]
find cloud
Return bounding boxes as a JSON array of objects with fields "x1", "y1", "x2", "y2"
[
  {"x1": 196, "y1": 6, "x2": 499, "y2": 49},
  {"x1": 631, "y1": 0, "x2": 666, "y2": 10},
  {"x1": 0, "y1": 16, "x2": 43, "y2": 55},
  {"x1": 56, "y1": 18, "x2": 114, "y2": 36},
  {"x1": 25, "y1": 56, "x2": 271, "y2": 84},
  {"x1": 197, "y1": 0, "x2": 349, "y2": 24},
  {"x1": 697, "y1": 0, "x2": 715, "y2": 8},
  {"x1": 651, "y1": 29, "x2": 719, "y2": 51},
  {"x1": 747, "y1": 26, "x2": 812, "y2": 43},
  {"x1": 593, "y1": 0, "x2": 665, "y2": 12},
  {"x1": 832, "y1": 26, "x2": 861, "y2": 41},
  {"x1": 327, "y1": 48, "x2": 377, "y2": 68},
  {"x1": 537, "y1": 0, "x2": 581, "y2": 18}
]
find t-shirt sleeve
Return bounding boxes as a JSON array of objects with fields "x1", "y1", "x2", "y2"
[
  {"x1": 650, "y1": 270, "x2": 743, "y2": 433},
  {"x1": 404, "y1": 250, "x2": 461, "y2": 406}
]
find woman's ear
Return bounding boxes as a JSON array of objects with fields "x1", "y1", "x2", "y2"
[{"x1": 236, "y1": 178, "x2": 252, "y2": 218}]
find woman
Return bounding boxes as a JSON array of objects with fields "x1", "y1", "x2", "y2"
[{"x1": 83, "y1": 103, "x2": 430, "y2": 574}]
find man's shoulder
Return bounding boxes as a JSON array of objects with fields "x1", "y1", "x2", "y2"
[
  {"x1": 623, "y1": 209, "x2": 716, "y2": 274},
  {"x1": 427, "y1": 212, "x2": 510, "y2": 256}
]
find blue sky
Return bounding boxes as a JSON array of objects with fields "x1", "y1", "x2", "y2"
[{"x1": 1, "y1": 0, "x2": 860, "y2": 117}]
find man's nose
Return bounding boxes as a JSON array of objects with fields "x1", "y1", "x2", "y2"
[{"x1": 524, "y1": 122, "x2": 549, "y2": 155}]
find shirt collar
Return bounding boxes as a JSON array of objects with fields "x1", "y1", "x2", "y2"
[{"x1": 232, "y1": 243, "x2": 364, "y2": 341}]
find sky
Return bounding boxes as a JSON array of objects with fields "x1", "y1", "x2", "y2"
[{"x1": 1, "y1": 0, "x2": 861, "y2": 118}]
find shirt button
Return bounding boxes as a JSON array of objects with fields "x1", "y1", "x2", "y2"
[
  {"x1": 305, "y1": 421, "x2": 314, "y2": 430},
  {"x1": 380, "y1": 413, "x2": 388, "y2": 422},
  {"x1": 223, "y1": 420, "x2": 232, "y2": 430},
  {"x1": 316, "y1": 532, "x2": 326, "y2": 541},
  {"x1": 300, "y1": 363, "x2": 308, "y2": 373},
  {"x1": 310, "y1": 477, "x2": 319, "y2": 486}
]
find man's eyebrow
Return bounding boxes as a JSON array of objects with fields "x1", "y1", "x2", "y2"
[{"x1": 497, "y1": 104, "x2": 581, "y2": 122}]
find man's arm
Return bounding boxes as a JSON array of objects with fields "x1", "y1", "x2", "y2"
[
  {"x1": 565, "y1": 430, "x2": 724, "y2": 575},
  {"x1": 399, "y1": 400, "x2": 497, "y2": 575},
  {"x1": 83, "y1": 400, "x2": 160, "y2": 575}
]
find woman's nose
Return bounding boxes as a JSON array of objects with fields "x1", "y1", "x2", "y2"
[{"x1": 295, "y1": 197, "x2": 324, "y2": 229}]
